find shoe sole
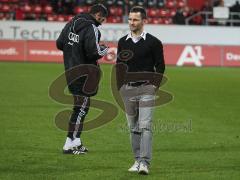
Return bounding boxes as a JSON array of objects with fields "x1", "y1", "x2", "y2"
[
  {"x1": 138, "y1": 170, "x2": 149, "y2": 175},
  {"x1": 77, "y1": 148, "x2": 88, "y2": 153},
  {"x1": 63, "y1": 149, "x2": 86, "y2": 155}
]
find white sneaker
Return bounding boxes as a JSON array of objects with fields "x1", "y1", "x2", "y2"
[
  {"x1": 63, "y1": 137, "x2": 74, "y2": 151},
  {"x1": 128, "y1": 161, "x2": 140, "y2": 172},
  {"x1": 138, "y1": 163, "x2": 149, "y2": 175},
  {"x1": 72, "y1": 138, "x2": 81, "y2": 147},
  {"x1": 62, "y1": 137, "x2": 86, "y2": 155}
]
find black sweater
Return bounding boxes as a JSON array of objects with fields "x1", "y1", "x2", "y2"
[
  {"x1": 117, "y1": 33, "x2": 165, "y2": 74},
  {"x1": 116, "y1": 33, "x2": 165, "y2": 89}
]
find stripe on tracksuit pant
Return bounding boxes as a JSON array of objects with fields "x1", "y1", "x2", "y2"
[{"x1": 68, "y1": 96, "x2": 90, "y2": 139}]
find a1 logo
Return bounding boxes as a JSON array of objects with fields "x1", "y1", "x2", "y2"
[{"x1": 177, "y1": 46, "x2": 205, "y2": 67}]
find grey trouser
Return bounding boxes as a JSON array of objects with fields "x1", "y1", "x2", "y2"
[{"x1": 120, "y1": 84, "x2": 156, "y2": 166}]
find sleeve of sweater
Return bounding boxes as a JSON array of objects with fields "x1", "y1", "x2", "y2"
[
  {"x1": 151, "y1": 38, "x2": 165, "y2": 88},
  {"x1": 116, "y1": 39, "x2": 126, "y2": 90},
  {"x1": 152, "y1": 39, "x2": 165, "y2": 74}
]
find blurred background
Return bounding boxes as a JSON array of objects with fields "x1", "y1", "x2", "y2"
[
  {"x1": 0, "y1": 0, "x2": 240, "y2": 26},
  {"x1": 0, "y1": 0, "x2": 240, "y2": 66}
]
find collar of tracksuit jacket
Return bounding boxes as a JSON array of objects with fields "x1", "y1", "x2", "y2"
[{"x1": 70, "y1": 13, "x2": 101, "y2": 33}]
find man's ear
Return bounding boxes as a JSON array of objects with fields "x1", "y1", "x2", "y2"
[
  {"x1": 95, "y1": 12, "x2": 101, "y2": 18},
  {"x1": 143, "y1": 19, "x2": 147, "y2": 24}
]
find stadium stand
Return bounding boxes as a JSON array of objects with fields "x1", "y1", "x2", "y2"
[{"x1": 0, "y1": 0, "x2": 239, "y2": 26}]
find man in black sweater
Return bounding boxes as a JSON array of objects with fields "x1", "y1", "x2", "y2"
[
  {"x1": 56, "y1": 4, "x2": 109, "y2": 155},
  {"x1": 116, "y1": 6, "x2": 165, "y2": 175}
]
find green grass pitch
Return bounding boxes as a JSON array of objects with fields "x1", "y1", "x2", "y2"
[{"x1": 0, "y1": 62, "x2": 239, "y2": 180}]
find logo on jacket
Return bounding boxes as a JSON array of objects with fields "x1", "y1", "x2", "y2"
[{"x1": 68, "y1": 32, "x2": 79, "y2": 43}]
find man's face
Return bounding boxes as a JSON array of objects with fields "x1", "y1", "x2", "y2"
[
  {"x1": 95, "y1": 12, "x2": 106, "y2": 24},
  {"x1": 128, "y1": 12, "x2": 145, "y2": 32}
]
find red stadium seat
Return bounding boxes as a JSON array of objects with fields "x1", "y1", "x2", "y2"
[
  {"x1": 109, "y1": 6, "x2": 123, "y2": 16},
  {"x1": 1, "y1": 4, "x2": 11, "y2": 13},
  {"x1": 47, "y1": 14, "x2": 57, "y2": 21},
  {"x1": 74, "y1": 6, "x2": 88, "y2": 14},
  {"x1": 0, "y1": 13, "x2": 11, "y2": 20},
  {"x1": 117, "y1": 16, "x2": 123, "y2": 23},
  {"x1": 107, "y1": 16, "x2": 114, "y2": 23},
  {"x1": 15, "y1": 7, "x2": 24, "y2": 20},
  {"x1": 57, "y1": 15, "x2": 65, "y2": 22},
  {"x1": 0, "y1": 0, "x2": 9, "y2": 3},
  {"x1": 109, "y1": 6, "x2": 116, "y2": 16},
  {"x1": 158, "y1": 9, "x2": 170, "y2": 17},
  {"x1": 33, "y1": 5, "x2": 42, "y2": 14},
  {"x1": 107, "y1": 16, "x2": 122, "y2": 23},
  {"x1": 114, "y1": 16, "x2": 123, "y2": 23},
  {"x1": 11, "y1": 4, "x2": 18, "y2": 11},
  {"x1": 152, "y1": 17, "x2": 164, "y2": 24},
  {"x1": 176, "y1": 0, "x2": 185, "y2": 8},
  {"x1": 22, "y1": 4, "x2": 31, "y2": 13},
  {"x1": 166, "y1": 0, "x2": 176, "y2": 9},
  {"x1": 163, "y1": 18, "x2": 172, "y2": 24},
  {"x1": 116, "y1": 7, "x2": 123, "y2": 16},
  {"x1": 147, "y1": 8, "x2": 158, "y2": 17},
  {"x1": 44, "y1": 5, "x2": 53, "y2": 14},
  {"x1": 169, "y1": 9, "x2": 177, "y2": 17},
  {"x1": 148, "y1": 17, "x2": 165, "y2": 24}
]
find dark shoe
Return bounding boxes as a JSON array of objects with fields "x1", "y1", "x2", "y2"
[
  {"x1": 63, "y1": 148, "x2": 86, "y2": 155},
  {"x1": 138, "y1": 163, "x2": 149, "y2": 175},
  {"x1": 76, "y1": 144, "x2": 89, "y2": 152}
]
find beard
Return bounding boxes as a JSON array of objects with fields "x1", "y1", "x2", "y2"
[
  {"x1": 129, "y1": 23, "x2": 143, "y2": 33},
  {"x1": 130, "y1": 26, "x2": 138, "y2": 32}
]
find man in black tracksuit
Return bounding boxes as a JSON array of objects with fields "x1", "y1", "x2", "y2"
[{"x1": 56, "y1": 4, "x2": 109, "y2": 154}]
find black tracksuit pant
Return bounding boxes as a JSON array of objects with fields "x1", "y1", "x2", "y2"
[{"x1": 67, "y1": 95, "x2": 90, "y2": 139}]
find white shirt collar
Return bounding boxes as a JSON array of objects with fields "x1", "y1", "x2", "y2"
[{"x1": 126, "y1": 31, "x2": 147, "y2": 41}]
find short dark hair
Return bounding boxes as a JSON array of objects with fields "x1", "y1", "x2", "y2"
[
  {"x1": 89, "y1": 3, "x2": 108, "y2": 17},
  {"x1": 130, "y1": 6, "x2": 147, "y2": 19}
]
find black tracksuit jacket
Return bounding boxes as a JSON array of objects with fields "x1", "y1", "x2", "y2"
[{"x1": 56, "y1": 13, "x2": 108, "y2": 96}]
